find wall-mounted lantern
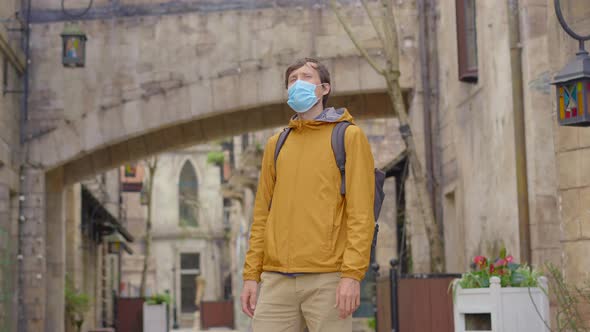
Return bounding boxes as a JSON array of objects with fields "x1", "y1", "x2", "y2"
[
  {"x1": 552, "y1": 0, "x2": 590, "y2": 127},
  {"x1": 106, "y1": 233, "x2": 133, "y2": 255},
  {"x1": 61, "y1": 24, "x2": 87, "y2": 68}
]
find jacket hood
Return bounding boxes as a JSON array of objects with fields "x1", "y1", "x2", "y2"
[{"x1": 288, "y1": 107, "x2": 355, "y2": 130}]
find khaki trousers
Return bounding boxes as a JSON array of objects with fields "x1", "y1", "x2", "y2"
[{"x1": 252, "y1": 272, "x2": 352, "y2": 332}]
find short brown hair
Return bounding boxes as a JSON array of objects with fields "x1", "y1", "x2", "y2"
[{"x1": 285, "y1": 57, "x2": 331, "y2": 107}]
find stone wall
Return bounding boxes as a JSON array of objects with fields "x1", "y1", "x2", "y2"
[
  {"x1": 549, "y1": 0, "x2": 590, "y2": 287},
  {"x1": 0, "y1": 0, "x2": 23, "y2": 329},
  {"x1": 518, "y1": 0, "x2": 560, "y2": 270},
  {"x1": 433, "y1": 0, "x2": 521, "y2": 270},
  {"x1": 406, "y1": 0, "x2": 562, "y2": 274}
]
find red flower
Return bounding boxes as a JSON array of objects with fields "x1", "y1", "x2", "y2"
[
  {"x1": 489, "y1": 263, "x2": 495, "y2": 273},
  {"x1": 506, "y1": 255, "x2": 514, "y2": 263},
  {"x1": 496, "y1": 258, "x2": 507, "y2": 266},
  {"x1": 474, "y1": 256, "x2": 487, "y2": 268}
]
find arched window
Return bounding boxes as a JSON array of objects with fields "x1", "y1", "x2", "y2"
[{"x1": 179, "y1": 161, "x2": 198, "y2": 227}]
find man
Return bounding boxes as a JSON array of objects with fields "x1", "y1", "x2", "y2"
[{"x1": 241, "y1": 57, "x2": 375, "y2": 332}]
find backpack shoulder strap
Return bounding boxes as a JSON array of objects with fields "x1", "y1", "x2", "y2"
[
  {"x1": 274, "y1": 128, "x2": 292, "y2": 172},
  {"x1": 331, "y1": 121, "x2": 352, "y2": 195}
]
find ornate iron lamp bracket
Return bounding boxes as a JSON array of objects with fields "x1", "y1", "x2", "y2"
[{"x1": 554, "y1": 0, "x2": 590, "y2": 55}]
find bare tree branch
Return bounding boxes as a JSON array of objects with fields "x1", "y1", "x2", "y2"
[
  {"x1": 381, "y1": 0, "x2": 400, "y2": 73},
  {"x1": 140, "y1": 156, "x2": 159, "y2": 297},
  {"x1": 329, "y1": 0, "x2": 385, "y2": 75},
  {"x1": 360, "y1": 0, "x2": 388, "y2": 56},
  {"x1": 146, "y1": 156, "x2": 159, "y2": 173},
  {"x1": 332, "y1": 0, "x2": 446, "y2": 272}
]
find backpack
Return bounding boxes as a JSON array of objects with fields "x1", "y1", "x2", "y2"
[{"x1": 273, "y1": 121, "x2": 386, "y2": 251}]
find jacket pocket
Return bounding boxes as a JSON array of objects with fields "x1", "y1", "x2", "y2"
[
  {"x1": 325, "y1": 199, "x2": 342, "y2": 253},
  {"x1": 329, "y1": 204, "x2": 344, "y2": 253},
  {"x1": 263, "y1": 217, "x2": 277, "y2": 266}
]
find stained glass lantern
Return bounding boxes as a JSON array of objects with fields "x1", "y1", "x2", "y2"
[
  {"x1": 106, "y1": 233, "x2": 123, "y2": 254},
  {"x1": 61, "y1": 24, "x2": 87, "y2": 67},
  {"x1": 552, "y1": 50, "x2": 590, "y2": 126},
  {"x1": 106, "y1": 233, "x2": 133, "y2": 255}
]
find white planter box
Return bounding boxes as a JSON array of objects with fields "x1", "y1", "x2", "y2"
[
  {"x1": 453, "y1": 276, "x2": 550, "y2": 332},
  {"x1": 143, "y1": 303, "x2": 167, "y2": 332}
]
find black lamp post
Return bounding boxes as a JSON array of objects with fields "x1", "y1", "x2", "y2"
[
  {"x1": 552, "y1": 0, "x2": 590, "y2": 127},
  {"x1": 371, "y1": 262, "x2": 380, "y2": 331},
  {"x1": 172, "y1": 265, "x2": 180, "y2": 329}
]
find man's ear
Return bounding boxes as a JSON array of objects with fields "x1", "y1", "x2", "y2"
[{"x1": 322, "y1": 83, "x2": 331, "y2": 96}]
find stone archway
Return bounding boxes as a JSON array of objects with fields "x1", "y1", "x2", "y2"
[{"x1": 32, "y1": 92, "x2": 393, "y2": 185}]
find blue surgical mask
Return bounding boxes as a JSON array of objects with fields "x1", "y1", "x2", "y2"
[{"x1": 287, "y1": 80, "x2": 324, "y2": 113}]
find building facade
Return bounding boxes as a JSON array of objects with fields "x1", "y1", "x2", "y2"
[
  {"x1": 404, "y1": 1, "x2": 589, "y2": 324},
  {"x1": 120, "y1": 145, "x2": 229, "y2": 328}
]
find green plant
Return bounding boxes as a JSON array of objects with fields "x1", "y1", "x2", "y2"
[
  {"x1": 537, "y1": 263, "x2": 590, "y2": 332},
  {"x1": 207, "y1": 151, "x2": 225, "y2": 165},
  {"x1": 457, "y1": 248, "x2": 541, "y2": 289},
  {"x1": 64, "y1": 277, "x2": 91, "y2": 332},
  {"x1": 146, "y1": 292, "x2": 171, "y2": 305},
  {"x1": 367, "y1": 317, "x2": 376, "y2": 329},
  {"x1": 255, "y1": 143, "x2": 263, "y2": 153}
]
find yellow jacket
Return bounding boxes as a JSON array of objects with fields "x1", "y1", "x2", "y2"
[{"x1": 243, "y1": 108, "x2": 375, "y2": 282}]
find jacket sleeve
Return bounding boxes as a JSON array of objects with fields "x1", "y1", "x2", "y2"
[
  {"x1": 341, "y1": 126, "x2": 375, "y2": 281},
  {"x1": 242, "y1": 135, "x2": 277, "y2": 282}
]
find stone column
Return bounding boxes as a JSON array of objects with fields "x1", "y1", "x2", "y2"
[
  {"x1": 20, "y1": 167, "x2": 46, "y2": 332},
  {"x1": 45, "y1": 168, "x2": 65, "y2": 332}
]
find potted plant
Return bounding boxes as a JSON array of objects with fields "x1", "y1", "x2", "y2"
[
  {"x1": 143, "y1": 293, "x2": 171, "y2": 332},
  {"x1": 452, "y1": 248, "x2": 550, "y2": 332},
  {"x1": 65, "y1": 278, "x2": 91, "y2": 332}
]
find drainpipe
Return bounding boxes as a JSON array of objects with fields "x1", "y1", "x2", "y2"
[
  {"x1": 20, "y1": 0, "x2": 31, "y2": 144},
  {"x1": 507, "y1": 0, "x2": 532, "y2": 264}
]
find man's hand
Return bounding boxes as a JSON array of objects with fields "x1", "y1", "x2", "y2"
[
  {"x1": 334, "y1": 277, "x2": 361, "y2": 319},
  {"x1": 240, "y1": 280, "x2": 259, "y2": 318}
]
